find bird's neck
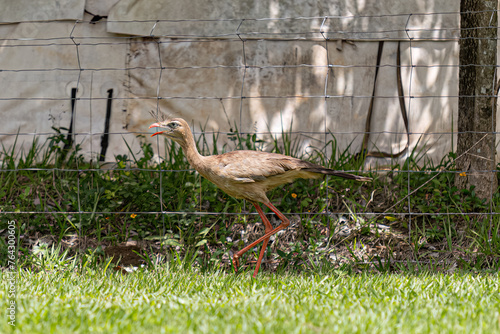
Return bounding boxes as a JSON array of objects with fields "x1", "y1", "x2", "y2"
[{"x1": 178, "y1": 130, "x2": 205, "y2": 169}]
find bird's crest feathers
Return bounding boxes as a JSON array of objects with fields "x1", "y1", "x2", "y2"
[{"x1": 149, "y1": 110, "x2": 174, "y2": 123}]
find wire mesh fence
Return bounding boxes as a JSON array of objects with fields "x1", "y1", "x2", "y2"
[{"x1": 1, "y1": 8, "x2": 499, "y2": 269}]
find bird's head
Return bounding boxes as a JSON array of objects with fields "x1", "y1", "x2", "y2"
[{"x1": 149, "y1": 118, "x2": 190, "y2": 143}]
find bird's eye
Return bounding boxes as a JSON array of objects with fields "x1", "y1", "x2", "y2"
[{"x1": 168, "y1": 122, "x2": 180, "y2": 129}]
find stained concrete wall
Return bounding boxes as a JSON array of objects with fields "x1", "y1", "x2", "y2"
[{"x1": 0, "y1": 0, "x2": 482, "y2": 166}]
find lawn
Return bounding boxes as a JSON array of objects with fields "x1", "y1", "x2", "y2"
[{"x1": 1, "y1": 262, "x2": 499, "y2": 334}]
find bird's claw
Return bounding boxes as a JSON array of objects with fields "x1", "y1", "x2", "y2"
[{"x1": 232, "y1": 254, "x2": 240, "y2": 272}]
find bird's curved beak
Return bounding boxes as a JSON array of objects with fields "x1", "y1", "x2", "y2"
[{"x1": 149, "y1": 123, "x2": 163, "y2": 137}]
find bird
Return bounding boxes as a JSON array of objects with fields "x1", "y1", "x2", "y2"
[{"x1": 149, "y1": 117, "x2": 371, "y2": 277}]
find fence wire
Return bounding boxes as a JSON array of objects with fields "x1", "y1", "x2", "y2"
[{"x1": 0, "y1": 10, "x2": 498, "y2": 253}]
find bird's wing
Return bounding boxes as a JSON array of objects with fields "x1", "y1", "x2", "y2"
[{"x1": 209, "y1": 151, "x2": 306, "y2": 183}]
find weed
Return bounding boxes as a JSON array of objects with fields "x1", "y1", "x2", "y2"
[{"x1": 0, "y1": 125, "x2": 499, "y2": 272}]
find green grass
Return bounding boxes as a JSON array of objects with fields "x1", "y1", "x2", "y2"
[{"x1": 1, "y1": 262, "x2": 499, "y2": 334}]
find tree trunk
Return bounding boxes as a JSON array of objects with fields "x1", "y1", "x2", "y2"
[{"x1": 456, "y1": 0, "x2": 498, "y2": 200}]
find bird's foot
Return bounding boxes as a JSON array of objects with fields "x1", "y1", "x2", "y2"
[{"x1": 232, "y1": 254, "x2": 240, "y2": 272}]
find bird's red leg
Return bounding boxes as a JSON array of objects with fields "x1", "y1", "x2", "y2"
[
  {"x1": 233, "y1": 202, "x2": 290, "y2": 277},
  {"x1": 231, "y1": 203, "x2": 272, "y2": 276},
  {"x1": 252, "y1": 203, "x2": 273, "y2": 278}
]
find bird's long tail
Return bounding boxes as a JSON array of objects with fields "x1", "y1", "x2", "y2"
[{"x1": 303, "y1": 168, "x2": 372, "y2": 182}]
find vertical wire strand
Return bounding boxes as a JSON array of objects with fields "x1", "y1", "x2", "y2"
[
  {"x1": 89, "y1": 72, "x2": 94, "y2": 165},
  {"x1": 236, "y1": 19, "x2": 248, "y2": 221},
  {"x1": 69, "y1": 20, "x2": 84, "y2": 247},
  {"x1": 320, "y1": 16, "x2": 331, "y2": 233},
  {"x1": 89, "y1": 71, "x2": 94, "y2": 205},
  {"x1": 151, "y1": 21, "x2": 167, "y2": 238},
  {"x1": 236, "y1": 19, "x2": 247, "y2": 134},
  {"x1": 488, "y1": 10, "x2": 496, "y2": 244},
  {"x1": 404, "y1": 14, "x2": 414, "y2": 258}
]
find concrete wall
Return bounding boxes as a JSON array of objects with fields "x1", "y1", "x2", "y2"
[{"x1": 0, "y1": 0, "x2": 478, "y2": 166}]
